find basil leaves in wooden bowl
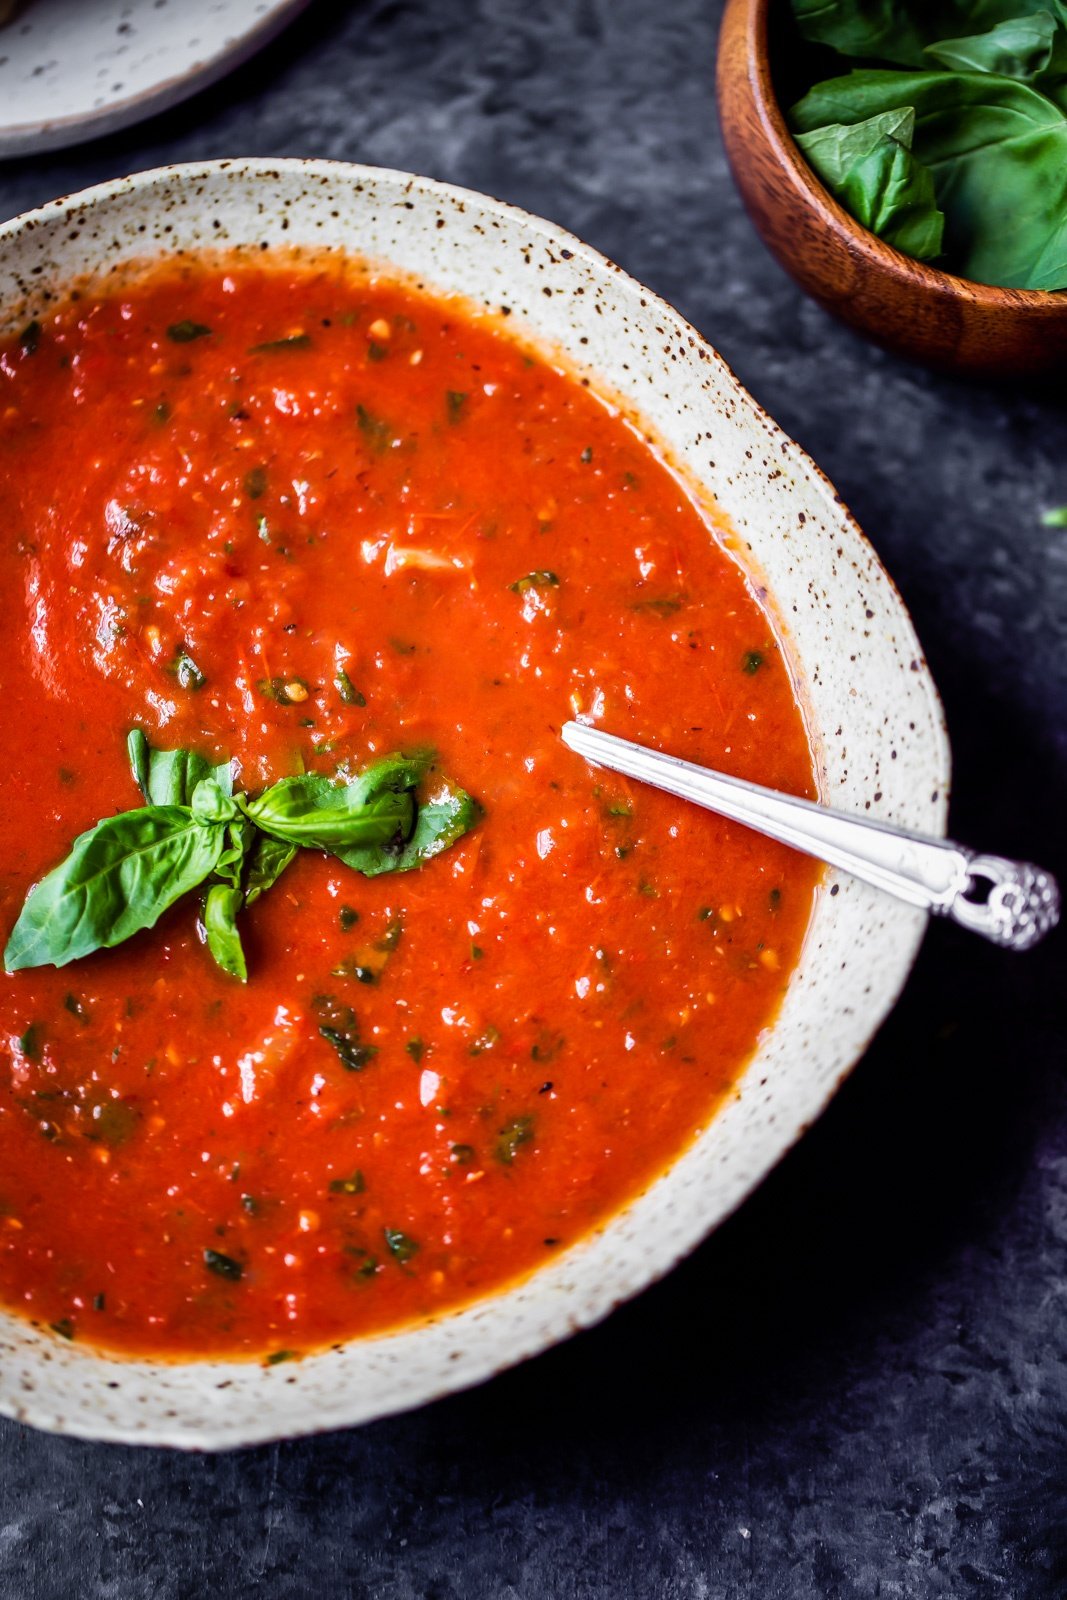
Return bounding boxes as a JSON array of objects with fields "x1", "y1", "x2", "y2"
[{"x1": 717, "y1": 0, "x2": 1067, "y2": 375}]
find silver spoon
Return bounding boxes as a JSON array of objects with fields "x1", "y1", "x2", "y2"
[{"x1": 560, "y1": 721, "x2": 1060, "y2": 951}]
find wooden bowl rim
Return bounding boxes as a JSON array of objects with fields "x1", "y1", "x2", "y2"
[{"x1": 731, "y1": 0, "x2": 1067, "y2": 312}]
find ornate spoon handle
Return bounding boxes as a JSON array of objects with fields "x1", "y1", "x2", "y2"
[{"x1": 561, "y1": 722, "x2": 1059, "y2": 951}]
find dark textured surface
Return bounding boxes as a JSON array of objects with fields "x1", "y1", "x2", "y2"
[{"x1": 1, "y1": 2, "x2": 1064, "y2": 1595}]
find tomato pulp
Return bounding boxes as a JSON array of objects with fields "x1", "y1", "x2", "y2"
[{"x1": 0, "y1": 257, "x2": 819, "y2": 1358}]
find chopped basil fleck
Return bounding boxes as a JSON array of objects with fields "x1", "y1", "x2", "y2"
[
  {"x1": 251, "y1": 333, "x2": 312, "y2": 353},
  {"x1": 510, "y1": 571, "x2": 559, "y2": 594},
  {"x1": 632, "y1": 594, "x2": 685, "y2": 617},
  {"x1": 204, "y1": 1249, "x2": 243, "y2": 1282},
  {"x1": 167, "y1": 320, "x2": 212, "y2": 343},
  {"x1": 18, "y1": 1022, "x2": 43, "y2": 1060},
  {"x1": 494, "y1": 1115, "x2": 535, "y2": 1165},
  {"x1": 384, "y1": 1227, "x2": 419, "y2": 1264},
  {"x1": 320, "y1": 1025, "x2": 377, "y2": 1071},
  {"x1": 335, "y1": 667, "x2": 365, "y2": 706},
  {"x1": 329, "y1": 1169, "x2": 366, "y2": 1196},
  {"x1": 258, "y1": 676, "x2": 311, "y2": 705},
  {"x1": 356, "y1": 403, "x2": 393, "y2": 452},
  {"x1": 170, "y1": 647, "x2": 206, "y2": 691}
]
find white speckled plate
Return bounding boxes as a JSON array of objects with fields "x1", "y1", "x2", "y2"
[
  {"x1": 0, "y1": 0, "x2": 310, "y2": 157},
  {"x1": 0, "y1": 160, "x2": 950, "y2": 1447}
]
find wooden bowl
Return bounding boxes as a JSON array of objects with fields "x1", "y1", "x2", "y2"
[{"x1": 717, "y1": 0, "x2": 1067, "y2": 377}]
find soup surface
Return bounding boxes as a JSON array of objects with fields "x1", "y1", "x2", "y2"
[{"x1": 0, "y1": 256, "x2": 818, "y2": 1359}]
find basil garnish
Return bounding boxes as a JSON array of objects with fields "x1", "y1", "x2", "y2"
[
  {"x1": 4, "y1": 807, "x2": 226, "y2": 972},
  {"x1": 5, "y1": 735, "x2": 480, "y2": 981},
  {"x1": 203, "y1": 884, "x2": 247, "y2": 983},
  {"x1": 341, "y1": 777, "x2": 481, "y2": 877},
  {"x1": 244, "y1": 834, "x2": 298, "y2": 906},
  {"x1": 245, "y1": 774, "x2": 414, "y2": 852}
]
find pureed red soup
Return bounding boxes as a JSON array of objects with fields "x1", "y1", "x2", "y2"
[{"x1": 0, "y1": 256, "x2": 819, "y2": 1360}]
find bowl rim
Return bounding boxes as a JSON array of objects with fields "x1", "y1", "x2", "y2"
[
  {"x1": 729, "y1": 0, "x2": 1067, "y2": 310},
  {"x1": 0, "y1": 157, "x2": 951, "y2": 1447}
]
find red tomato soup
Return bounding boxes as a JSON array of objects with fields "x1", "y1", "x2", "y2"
[{"x1": 0, "y1": 257, "x2": 818, "y2": 1360}]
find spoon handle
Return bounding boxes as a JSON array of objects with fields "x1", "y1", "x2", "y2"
[{"x1": 560, "y1": 722, "x2": 1059, "y2": 951}]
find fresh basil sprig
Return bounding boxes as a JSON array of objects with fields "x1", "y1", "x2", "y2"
[{"x1": 4, "y1": 736, "x2": 480, "y2": 981}]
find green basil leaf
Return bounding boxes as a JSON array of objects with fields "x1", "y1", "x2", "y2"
[
  {"x1": 790, "y1": 69, "x2": 1067, "y2": 287},
  {"x1": 203, "y1": 884, "x2": 247, "y2": 982},
  {"x1": 244, "y1": 834, "x2": 298, "y2": 905},
  {"x1": 245, "y1": 774, "x2": 414, "y2": 852},
  {"x1": 216, "y1": 818, "x2": 255, "y2": 891},
  {"x1": 798, "y1": 109, "x2": 944, "y2": 259},
  {"x1": 337, "y1": 777, "x2": 481, "y2": 877},
  {"x1": 127, "y1": 730, "x2": 232, "y2": 807},
  {"x1": 4, "y1": 808, "x2": 225, "y2": 972},
  {"x1": 924, "y1": 12, "x2": 1059, "y2": 79},
  {"x1": 795, "y1": 104, "x2": 916, "y2": 179},
  {"x1": 340, "y1": 751, "x2": 433, "y2": 807},
  {"x1": 790, "y1": 1, "x2": 1067, "y2": 67},
  {"x1": 190, "y1": 777, "x2": 239, "y2": 825}
]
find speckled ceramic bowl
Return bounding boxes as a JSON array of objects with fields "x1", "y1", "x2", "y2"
[{"x1": 0, "y1": 161, "x2": 949, "y2": 1448}]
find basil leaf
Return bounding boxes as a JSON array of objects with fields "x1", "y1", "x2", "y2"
[
  {"x1": 246, "y1": 774, "x2": 414, "y2": 852},
  {"x1": 794, "y1": 104, "x2": 914, "y2": 176},
  {"x1": 244, "y1": 834, "x2": 297, "y2": 905},
  {"x1": 797, "y1": 109, "x2": 945, "y2": 258},
  {"x1": 924, "y1": 12, "x2": 1059, "y2": 80},
  {"x1": 4, "y1": 808, "x2": 225, "y2": 972},
  {"x1": 203, "y1": 884, "x2": 247, "y2": 982},
  {"x1": 216, "y1": 818, "x2": 255, "y2": 891},
  {"x1": 790, "y1": 69, "x2": 1067, "y2": 288},
  {"x1": 341, "y1": 751, "x2": 432, "y2": 807},
  {"x1": 337, "y1": 777, "x2": 481, "y2": 877},
  {"x1": 127, "y1": 730, "x2": 232, "y2": 806},
  {"x1": 190, "y1": 777, "x2": 239, "y2": 825},
  {"x1": 790, "y1": 1, "x2": 1067, "y2": 66}
]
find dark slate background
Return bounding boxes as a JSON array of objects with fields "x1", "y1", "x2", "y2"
[{"x1": 1, "y1": 2, "x2": 1064, "y2": 1595}]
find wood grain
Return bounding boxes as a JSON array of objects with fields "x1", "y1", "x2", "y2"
[{"x1": 717, "y1": 0, "x2": 1067, "y2": 377}]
